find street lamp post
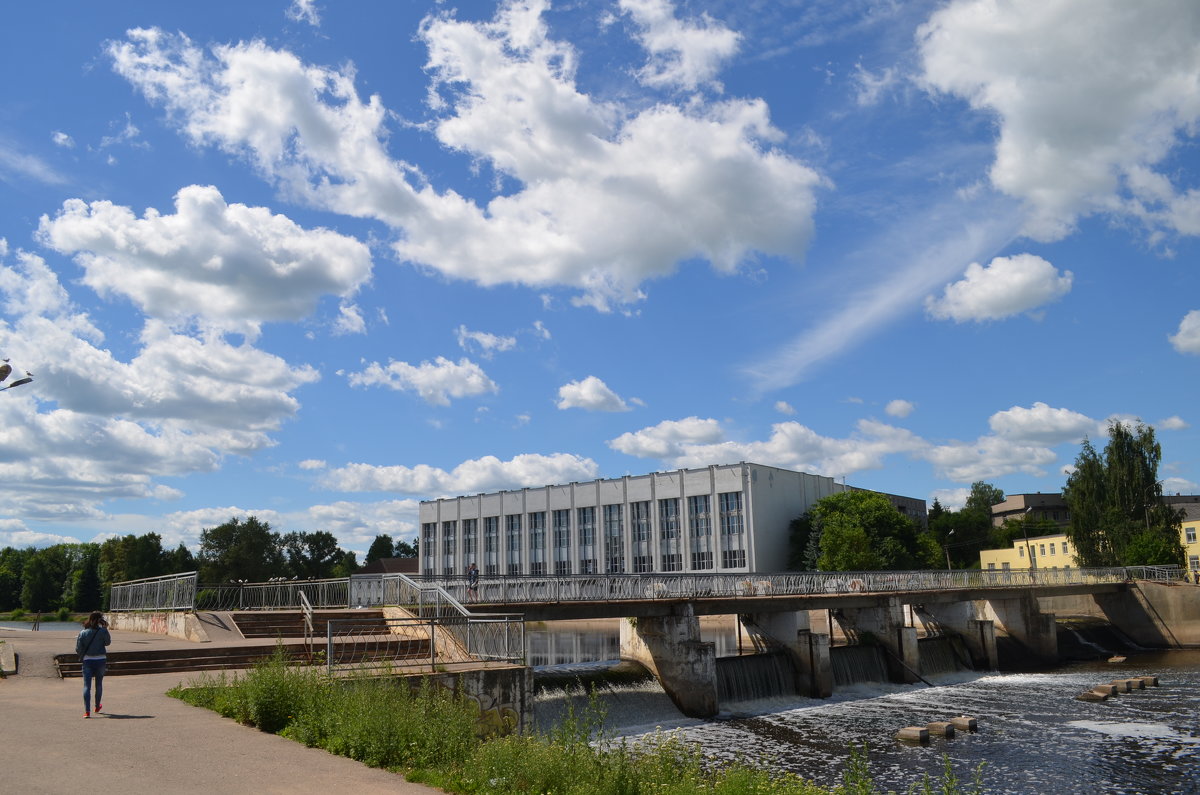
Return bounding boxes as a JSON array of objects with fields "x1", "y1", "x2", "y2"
[{"x1": 944, "y1": 529, "x2": 955, "y2": 571}]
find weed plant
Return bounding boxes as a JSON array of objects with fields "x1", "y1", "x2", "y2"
[{"x1": 169, "y1": 650, "x2": 986, "y2": 794}]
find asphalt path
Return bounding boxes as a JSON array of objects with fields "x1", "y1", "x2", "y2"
[{"x1": 0, "y1": 628, "x2": 443, "y2": 794}]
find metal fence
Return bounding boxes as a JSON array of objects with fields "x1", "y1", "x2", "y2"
[
  {"x1": 1125, "y1": 565, "x2": 1188, "y2": 581},
  {"x1": 194, "y1": 577, "x2": 351, "y2": 611},
  {"x1": 108, "y1": 564, "x2": 1180, "y2": 615},
  {"x1": 415, "y1": 565, "x2": 1139, "y2": 604},
  {"x1": 324, "y1": 613, "x2": 524, "y2": 676},
  {"x1": 108, "y1": 571, "x2": 198, "y2": 611}
]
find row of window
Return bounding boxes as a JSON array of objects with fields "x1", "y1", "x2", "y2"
[
  {"x1": 1018, "y1": 541, "x2": 1069, "y2": 558},
  {"x1": 422, "y1": 493, "x2": 745, "y2": 576},
  {"x1": 988, "y1": 562, "x2": 1072, "y2": 571}
]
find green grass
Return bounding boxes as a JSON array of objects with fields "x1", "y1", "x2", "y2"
[{"x1": 168, "y1": 649, "x2": 985, "y2": 795}]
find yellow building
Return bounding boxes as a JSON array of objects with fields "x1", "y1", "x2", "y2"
[
  {"x1": 1183, "y1": 506, "x2": 1200, "y2": 575},
  {"x1": 979, "y1": 534, "x2": 1075, "y2": 571},
  {"x1": 979, "y1": 504, "x2": 1200, "y2": 573}
]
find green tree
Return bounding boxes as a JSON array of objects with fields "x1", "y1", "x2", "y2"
[
  {"x1": 73, "y1": 551, "x2": 103, "y2": 612},
  {"x1": 331, "y1": 550, "x2": 359, "y2": 577},
  {"x1": 804, "y1": 491, "x2": 938, "y2": 571},
  {"x1": 1063, "y1": 421, "x2": 1184, "y2": 566},
  {"x1": 394, "y1": 537, "x2": 418, "y2": 558},
  {"x1": 0, "y1": 546, "x2": 33, "y2": 611},
  {"x1": 282, "y1": 531, "x2": 344, "y2": 579},
  {"x1": 365, "y1": 534, "x2": 395, "y2": 563},
  {"x1": 20, "y1": 553, "x2": 57, "y2": 612},
  {"x1": 164, "y1": 542, "x2": 197, "y2": 573},
  {"x1": 198, "y1": 516, "x2": 283, "y2": 582}
]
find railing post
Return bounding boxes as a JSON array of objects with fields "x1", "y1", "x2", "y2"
[
  {"x1": 430, "y1": 619, "x2": 436, "y2": 672},
  {"x1": 327, "y1": 620, "x2": 334, "y2": 675}
]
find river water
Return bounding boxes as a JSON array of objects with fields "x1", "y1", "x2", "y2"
[{"x1": 529, "y1": 621, "x2": 1200, "y2": 794}]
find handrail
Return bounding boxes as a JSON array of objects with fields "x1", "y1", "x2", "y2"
[{"x1": 106, "y1": 565, "x2": 1181, "y2": 613}]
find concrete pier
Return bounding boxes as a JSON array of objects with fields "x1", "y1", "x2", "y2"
[
  {"x1": 833, "y1": 597, "x2": 920, "y2": 683},
  {"x1": 739, "y1": 611, "x2": 833, "y2": 698},
  {"x1": 619, "y1": 603, "x2": 718, "y2": 718}
]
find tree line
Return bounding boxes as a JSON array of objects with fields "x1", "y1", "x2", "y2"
[
  {"x1": 790, "y1": 420, "x2": 1184, "y2": 572},
  {"x1": 0, "y1": 516, "x2": 420, "y2": 614}
]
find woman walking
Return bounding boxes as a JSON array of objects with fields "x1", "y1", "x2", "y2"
[{"x1": 75, "y1": 611, "x2": 110, "y2": 718}]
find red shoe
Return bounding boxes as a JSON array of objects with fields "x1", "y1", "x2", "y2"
[
  {"x1": 95, "y1": 704, "x2": 102, "y2": 714},
  {"x1": 84, "y1": 712, "x2": 90, "y2": 718}
]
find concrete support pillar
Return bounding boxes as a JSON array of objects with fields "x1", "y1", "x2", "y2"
[
  {"x1": 835, "y1": 597, "x2": 920, "y2": 683},
  {"x1": 740, "y1": 610, "x2": 832, "y2": 698},
  {"x1": 983, "y1": 594, "x2": 1058, "y2": 663},
  {"x1": 619, "y1": 604, "x2": 717, "y2": 718},
  {"x1": 918, "y1": 601, "x2": 999, "y2": 670}
]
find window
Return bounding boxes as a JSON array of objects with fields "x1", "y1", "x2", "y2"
[
  {"x1": 1049, "y1": 543, "x2": 1056, "y2": 556},
  {"x1": 577, "y1": 506, "x2": 596, "y2": 574},
  {"x1": 1061, "y1": 542, "x2": 1069, "y2": 555},
  {"x1": 1187, "y1": 527, "x2": 1197, "y2": 544},
  {"x1": 688, "y1": 495, "x2": 712, "y2": 570},
  {"x1": 659, "y1": 498, "x2": 682, "y2": 571},
  {"x1": 603, "y1": 504, "x2": 625, "y2": 573},
  {"x1": 484, "y1": 516, "x2": 499, "y2": 576},
  {"x1": 1039, "y1": 544, "x2": 1046, "y2": 556},
  {"x1": 461, "y1": 519, "x2": 478, "y2": 569},
  {"x1": 630, "y1": 501, "x2": 651, "y2": 574},
  {"x1": 553, "y1": 509, "x2": 572, "y2": 575},
  {"x1": 506, "y1": 514, "x2": 522, "y2": 575},
  {"x1": 442, "y1": 521, "x2": 457, "y2": 576},
  {"x1": 529, "y1": 512, "x2": 546, "y2": 576},
  {"x1": 1190, "y1": 555, "x2": 1199, "y2": 571},
  {"x1": 1019, "y1": 546, "x2": 1025, "y2": 558},
  {"x1": 718, "y1": 492, "x2": 745, "y2": 569},
  {"x1": 422, "y1": 522, "x2": 437, "y2": 575},
  {"x1": 1002, "y1": 562, "x2": 1011, "y2": 571},
  {"x1": 987, "y1": 562, "x2": 996, "y2": 570},
  {"x1": 721, "y1": 549, "x2": 746, "y2": 568}
]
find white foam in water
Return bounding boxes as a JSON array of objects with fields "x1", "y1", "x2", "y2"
[{"x1": 1067, "y1": 721, "x2": 1200, "y2": 743}]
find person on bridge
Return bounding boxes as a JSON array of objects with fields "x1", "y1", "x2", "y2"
[
  {"x1": 467, "y1": 562, "x2": 479, "y2": 603},
  {"x1": 76, "y1": 611, "x2": 111, "y2": 718}
]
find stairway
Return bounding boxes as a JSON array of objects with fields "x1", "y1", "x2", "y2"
[
  {"x1": 54, "y1": 636, "x2": 430, "y2": 678},
  {"x1": 231, "y1": 610, "x2": 389, "y2": 638}
]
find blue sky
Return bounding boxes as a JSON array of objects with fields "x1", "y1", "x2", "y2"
[{"x1": 2, "y1": 0, "x2": 1198, "y2": 556}]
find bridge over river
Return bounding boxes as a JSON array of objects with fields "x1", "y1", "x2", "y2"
[{"x1": 109, "y1": 566, "x2": 1191, "y2": 718}]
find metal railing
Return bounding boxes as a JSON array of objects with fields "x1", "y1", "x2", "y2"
[
  {"x1": 108, "y1": 571, "x2": 198, "y2": 611},
  {"x1": 324, "y1": 613, "x2": 524, "y2": 676},
  {"x1": 194, "y1": 577, "x2": 351, "y2": 611},
  {"x1": 1124, "y1": 565, "x2": 1187, "y2": 581},
  {"x1": 415, "y1": 566, "x2": 1137, "y2": 604},
  {"x1": 107, "y1": 564, "x2": 1173, "y2": 615}
]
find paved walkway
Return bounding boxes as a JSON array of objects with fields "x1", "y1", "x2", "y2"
[{"x1": 0, "y1": 627, "x2": 444, "y2": 794}]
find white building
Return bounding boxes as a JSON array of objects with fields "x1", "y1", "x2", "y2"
[{"x1": 418, "y1": 462, "x2": 925, "y2": 577}]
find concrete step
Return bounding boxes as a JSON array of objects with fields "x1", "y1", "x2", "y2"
[
  {"x1": 54, "y1": 637, "x2": 430, "y2": 678},
  {"x1": 231, "y1": 610, "x2": 389, "y2": 638}
]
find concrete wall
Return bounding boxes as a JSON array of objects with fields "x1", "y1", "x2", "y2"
[
  {"x1": 1040, "y1": 581, "x2": 1200, "y2": 648},
  {"x1": 109, "y1": 611, "x2": 210, "y2": 642},
  {"x1": 416, "y1": 665, "x2": 533, "y2": 737}
]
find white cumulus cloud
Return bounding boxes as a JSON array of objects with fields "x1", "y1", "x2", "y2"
[
  {"x1": 620, "y1": 0, "x2": 741, "y2": 91},
  {"x1": 885, "y1": 399, "x2": 915, "y2": 419},
  {"x1": 988, "y1": 402, "x2": 1097, "y2": 445},
  {"x1": 347, "y1": 357, "x2": 497, "y2": 406},
  {"x1": 556, "y1": 376, "x2": 631, "y2": 412},
  {"x1": 925, "y1": 253, "x2": 1072, "y2": 322},
  {"x1": 321, "y1": 453, "x2": 599, "y2": 497},
  {"x1": 919, "y1": 0, "x2": 1200, "y2": 241},
  {"x1": 109, "y1": 4, "x2": 820, "y2": 312},
  {"x1": 38, "y1": 185, "x2": 372, "y2": 338},
  {"x1": 1169, "y1": 310, "x2": 1200, "y2": 354},
  {"x1": 456, "y1": 325, "x2": 517, "y2": 357}
]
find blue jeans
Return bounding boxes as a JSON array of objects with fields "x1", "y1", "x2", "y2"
[{"x1": 82, "y1": 657, "x2": 105, "y2": 711}]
